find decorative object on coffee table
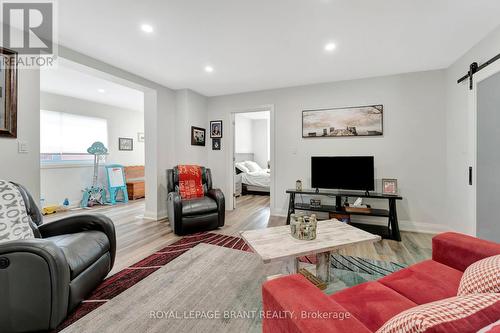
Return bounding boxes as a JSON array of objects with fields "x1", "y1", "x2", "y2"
[
  {"x1": 210, "y1": 120, "x2": 222, "y2": 138},
  {"x1": 382, "y1": 178, "x2": 398, "y2": 195},
  {"x1": 118, "y1": 137, "x2": 133, "y2": 151},
  {"x1": 241, "y1": 219, "x2": 381, "y2": 284},
  {"x1": 0, "y1": 48, "x2": 17, "y2": 138},
  {"x1": 290, "y1": 214, "x2": 317, "y2": 240},
  {"x1": 191, "y1": 126, "x2": 206, "y2": 146}
]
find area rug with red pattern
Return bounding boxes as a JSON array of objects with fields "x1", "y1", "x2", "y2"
[{"x1": 53, "y1": 232, "x2": 251, "y2": 332}]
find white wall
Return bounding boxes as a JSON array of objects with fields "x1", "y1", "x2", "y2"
[
  {"x1": 252, "y1": 119, "x2": 269, "y2": 169},
  {"x1": 0, "y1": 68, "x2": 40, "y2": 201},
  {"x1": 208, "y1": 70, "x2": 448, "y2": 233},
  {"x1": 175, "y1": 89, "x2": 208, "y2": 165},
  {"x1": 40, "y1": 92, "x2": 145, "y2": 205},
  {"x1": 444, "y1": 25, "x2": 500, "y2": 235},
  {"x1": 58, "y1": 46, "x2": 177, "y2": 219},
  {"x1": 235, "y1": 114, "x2": 253, "y2": 153},
  {"x1": 234, "y1": 114, "x2": 270, "y2": 169}
]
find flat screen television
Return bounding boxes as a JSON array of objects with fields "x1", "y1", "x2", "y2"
[{"x1": 311, "y1": 156, "x2": 374, "y2": 191}]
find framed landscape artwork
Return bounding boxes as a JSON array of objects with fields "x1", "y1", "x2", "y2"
[
  {"x1": 191, "y1": 126, "x2": 206, "y2": 146},
  {"x1": 302, "y1": 105, "x2": 383, "y2": 138}
]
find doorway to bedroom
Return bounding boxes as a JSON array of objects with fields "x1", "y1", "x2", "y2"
[{"x1": 232, "y1": 109, "x2": 272, "y2": 212}]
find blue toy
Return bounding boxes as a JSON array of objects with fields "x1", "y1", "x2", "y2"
[
  {"x1": 105, "y1": 164, "x2": 129, "y2": 205},
  {"x1": 81, "y1": 142, "x2": 108, "y2": 208}
]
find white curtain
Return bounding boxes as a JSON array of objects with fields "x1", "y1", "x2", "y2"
[{"x1": 40, "y1": 110, "x2": 108, "y2": 154}]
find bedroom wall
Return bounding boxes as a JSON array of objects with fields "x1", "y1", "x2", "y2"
[
  {"x1": 444, "y1": 24, "x2": 500, "y2": 235},
  {"x1": 207, "y1": 70, "x2": 448, "y2": 233},
  {"x1": 235, "y1": 114, "x2": 253, "y2": 153},
  {"x1": 39, "y1": 92, "x2": 145, "y2": 206},
  {"x1": 252, "y1": 119, "x2": 269, "y2": 169}
]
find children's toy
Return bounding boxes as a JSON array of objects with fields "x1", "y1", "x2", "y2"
[
  {"x1": 105, "y1": 164, "x2": 129, "y2": 205},
  {"x1": 42, "y1": 205, "x2": 68, "y2": 215},
  {"x1": 81, "y1": 142, "x2": 108, "y2": 208}
]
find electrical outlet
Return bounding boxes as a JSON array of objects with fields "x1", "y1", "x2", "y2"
[{"x1": 18, "y1": 140, "x2": 28, "y2": 153}]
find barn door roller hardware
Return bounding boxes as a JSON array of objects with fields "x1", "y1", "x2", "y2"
[{"x1": 457, "y1": 52, "x2": 500, "y2": 90}]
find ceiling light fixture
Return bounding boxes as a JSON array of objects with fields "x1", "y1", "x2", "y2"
[
  {"x1": 141, "y1": 24, "x2": 154, "y2": 33},
  {"x1": 98, "y1": 89, "x2": 106, "y2": 93},
  {"x1": 204, "y1": 65, "x2": 214, "y2": 73},
  {"x1": 324, "y1": 42, "x2": 336, "y2": 52}
]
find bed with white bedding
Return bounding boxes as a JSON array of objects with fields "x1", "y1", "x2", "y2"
[{"x1": 235, "y1": 158, "x2": 270, "y2": 195}]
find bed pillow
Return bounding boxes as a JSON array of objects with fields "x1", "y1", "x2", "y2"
[
  {"x1": 458, "y1": 255, "x2": 500, "y2": 296},
  {"x1": 244, "y1": 161, "x2": 262, "y2": 172},
  {"x1": 376, "y1": 293, "x2": 500, "y2": 333},
  {"x1": 235, "y1": 162, "x2": 250, "y2": 173}
]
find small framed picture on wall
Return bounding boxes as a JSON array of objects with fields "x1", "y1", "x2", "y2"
[
  {"x1": 137, "y1": 132, "x2": 145, "y2": 142},
  {"x1": 210, "y1": 120, "x2": 223, "y2": 138},
  {"x1": 382, "y1": 179, "x2": 398, "y2": 195},
  {"x1": 119, "y1": 137, "x2": 134, "y2": 151},
  {"x1": 212, "y1": 138, "x2": 221, "y2": 150},
  {"x1": 191, "y1": 126, "x2": 206, "y2": 146}
]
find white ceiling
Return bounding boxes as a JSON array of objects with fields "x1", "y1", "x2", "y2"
[
  {"x1": 41, "y1": 61, "x2": 144, "y2": 111},
  {"x1": 57, "y1": 0, "x2": 500, "y2": 96}
]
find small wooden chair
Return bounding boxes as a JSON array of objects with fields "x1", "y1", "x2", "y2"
[{"x1": 124, "y1": 166, "x2": 145, "y2": 200}]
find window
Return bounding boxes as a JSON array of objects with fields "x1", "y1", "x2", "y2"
[{"x1": 40, "y1": 110, "x2": 108, "y2": 164}]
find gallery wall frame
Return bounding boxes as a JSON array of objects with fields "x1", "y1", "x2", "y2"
[{"x1": 0, "y1": 47, "x2": 18, "y2": 138}]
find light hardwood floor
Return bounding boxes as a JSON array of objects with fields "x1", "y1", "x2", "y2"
[{"x1": 44, "y1": 195, "x2": 433, "y2": 275}]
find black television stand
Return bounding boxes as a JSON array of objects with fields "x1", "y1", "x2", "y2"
[{"x1": 285, "y1": 188, "x2": 403, "y2": 241}]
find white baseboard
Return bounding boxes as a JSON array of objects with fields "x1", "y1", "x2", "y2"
[
  {"x1": 270, "y1": 209, "x2": 450, "y2": 234},
  {"x1": 144, "y1": 210, "x2": 168, "y2": 221}
]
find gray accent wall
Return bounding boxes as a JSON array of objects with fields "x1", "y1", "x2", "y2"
[{"x1": 477, "y1": 71, "x2": 500, "y2": 242}]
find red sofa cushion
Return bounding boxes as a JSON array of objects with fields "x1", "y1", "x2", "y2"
[
  {"x1": 330, "y1": 281, "x2": 417, "y2": 332},
  {"x1": 263, "y1": 274, "x2": 372, "y2": 333},
  {"x1": 379, "y1": 260, "x2": 462, "y2": 305}
]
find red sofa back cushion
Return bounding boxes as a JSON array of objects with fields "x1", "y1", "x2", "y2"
[{"x1": 432, "y1": 232, "x2": 500, "y2": 272}]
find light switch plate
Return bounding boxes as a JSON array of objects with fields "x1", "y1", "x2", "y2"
[{"x1": 18, "y1": 140, "x2": 28, "y2": 153}]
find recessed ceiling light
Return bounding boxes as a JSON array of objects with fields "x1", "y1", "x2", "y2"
[
  {"x1": 324, "y1": 42, "x2": 336, "y2": 52},
  {"x1": 204, "y1": 65, "x2": 214, "y2": 73},
  {"x1": 98, "y1": 89, "x2": 106, "y2": 93},
  {"x1": 141, "y1": 24, "x2": 154, "y2": 33}
]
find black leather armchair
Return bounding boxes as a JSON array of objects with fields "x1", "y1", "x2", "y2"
[
  {"x1": 0, "y1": 184, "x2": 116, "y2": 333},
  {"x1": 167, "y1": 167, "x2": 225, "y2": 235}
]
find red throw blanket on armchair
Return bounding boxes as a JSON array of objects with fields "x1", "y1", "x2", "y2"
[{"x1": 177, "y1": 165, "x2": 204, "y2": 199}]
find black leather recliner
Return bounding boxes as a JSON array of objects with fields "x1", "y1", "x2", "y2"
[
  {"x1": 167, "y1": 167, "x2": 225, "y2": 235},
  {"x1": 0, "y1": 184, "x2": 116, "y2": 333}
]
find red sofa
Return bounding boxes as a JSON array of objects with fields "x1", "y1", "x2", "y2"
[{"x1": 262, "y1": 232, "x2": 500, "y2": 333}]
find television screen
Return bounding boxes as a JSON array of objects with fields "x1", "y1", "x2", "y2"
[{"x1": 311, "y1": 156, "x2": 374, "y2": 191}]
